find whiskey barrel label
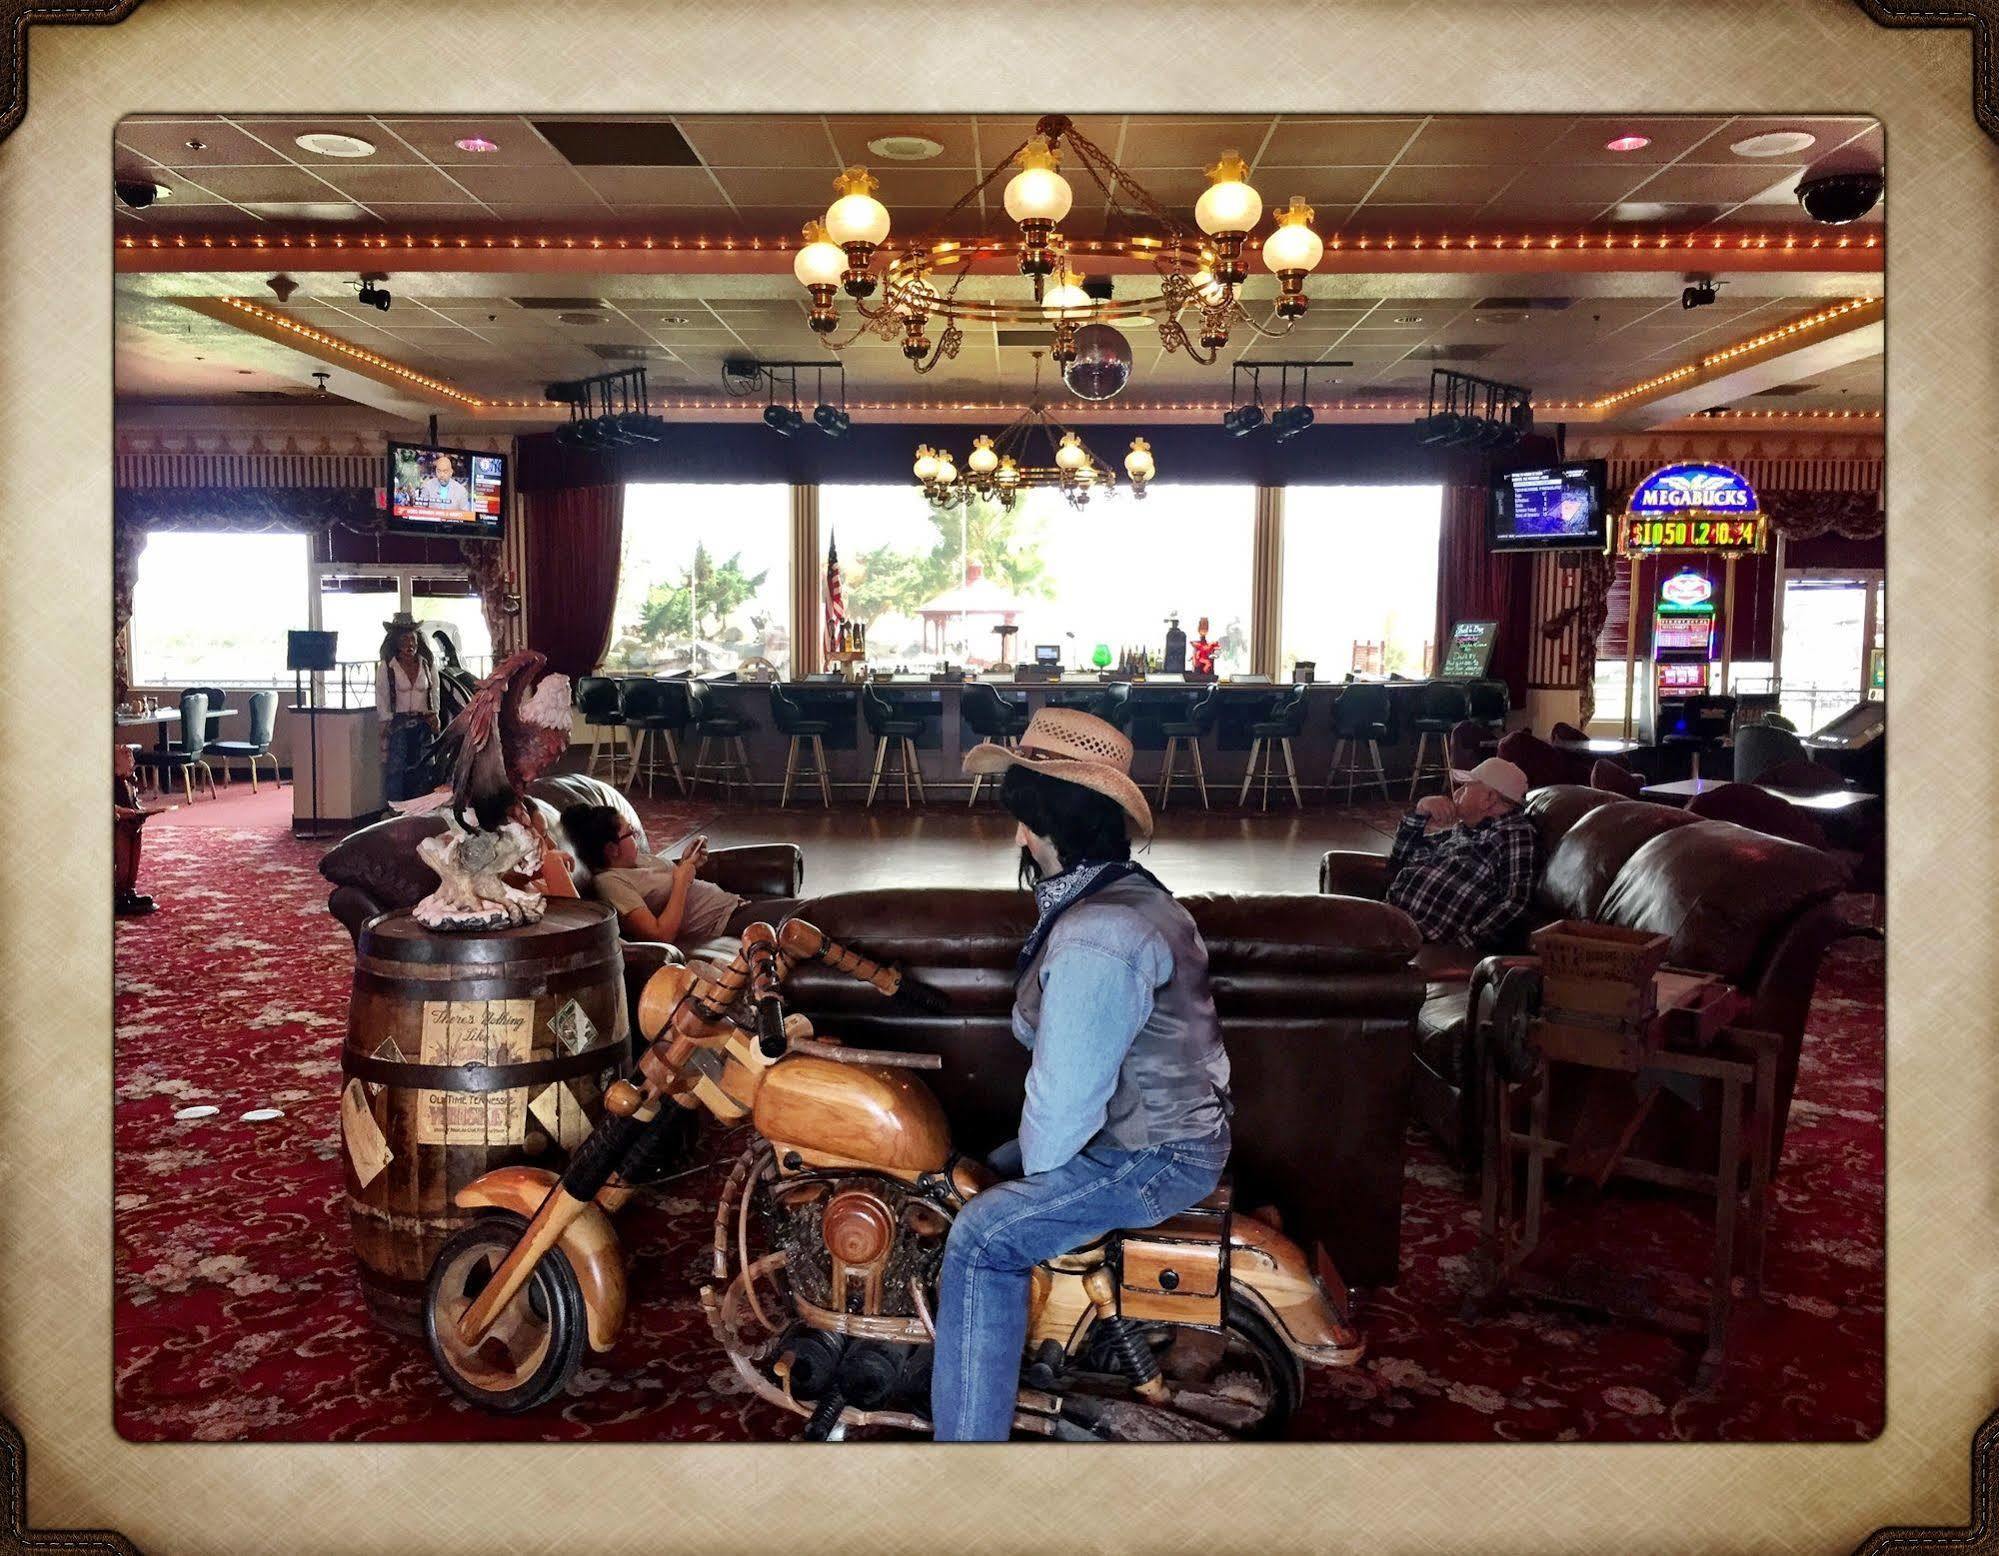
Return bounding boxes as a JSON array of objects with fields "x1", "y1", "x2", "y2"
[{"x1": 415, "y1": 998, "x2": 533, "y2": 1145}]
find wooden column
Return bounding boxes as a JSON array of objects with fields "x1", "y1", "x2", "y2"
[
  {"x1": 790, "y1": 484, "x2": 821, "y2": 677},
  {"x1": 1252, "y1": 485, "x2": 1284, "y2": 678}
]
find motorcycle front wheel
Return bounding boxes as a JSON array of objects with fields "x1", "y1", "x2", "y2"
[{"x1": 423, "y1": 1210, "x2": 587, "y2": 1414}]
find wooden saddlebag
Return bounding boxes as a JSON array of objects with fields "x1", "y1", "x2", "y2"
[{"x1": 1116, "y1": 1186, "x2": 1231, "y2": 1327}]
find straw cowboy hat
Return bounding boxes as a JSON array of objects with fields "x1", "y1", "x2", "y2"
[{"x1": 963, "y1": 706, "x2": 1154, "y2": 838}]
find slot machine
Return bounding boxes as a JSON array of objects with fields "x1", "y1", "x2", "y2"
[{"x1": 1650, "y1": 564, "x2": 1719, "y2": 729}]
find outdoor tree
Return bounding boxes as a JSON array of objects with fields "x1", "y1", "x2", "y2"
[
  {"x1": 846, "y1": 495, "x2": 1051, "y2": 624},
  {"x1": 616, "y1": 542, "x2": 767, "y2": 667}
]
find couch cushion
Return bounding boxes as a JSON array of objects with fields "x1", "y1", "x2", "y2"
[
  {"x1": 1414, "y1": 989, "x2": 1471, "y2": 1082},
  {"x1": 1537, "y1": 799, "x2": 1699, "y2": 920},
  {"x1": 1596, "y1": 819, "x2": 1847, "y2": 983}
]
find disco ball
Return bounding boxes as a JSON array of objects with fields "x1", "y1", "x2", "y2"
[{"x1": 1063, "y1": 323, "x2": 1132, "y2": 401}]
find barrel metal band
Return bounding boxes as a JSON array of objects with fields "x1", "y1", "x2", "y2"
[{"x1": 341, "y1": 1042, "x2": 621, "y2": 1093}]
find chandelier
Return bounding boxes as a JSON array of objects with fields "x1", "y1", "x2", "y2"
[
  {"x1": 791, "y1": 115, "x2": 1328, "y2": 376},
  {"x1": 912, "y1": 355, "x2": 1155, "y2": 510}
]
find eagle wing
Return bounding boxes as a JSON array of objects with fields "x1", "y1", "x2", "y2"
[{"x1": 434, "y1": 650, "x2": 548, "y2": 830}]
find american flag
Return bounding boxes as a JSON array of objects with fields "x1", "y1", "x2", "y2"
[{"x1": 824, "y1": 531, "x2": 846, "y2": 654}]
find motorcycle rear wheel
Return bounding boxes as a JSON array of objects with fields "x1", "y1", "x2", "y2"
[
  {"x1": 423, "y1": 1210, "x2": 587, "y2": 1414},
  {"x1": 1089, "y1": 1299, "x2": 1302, "y2": 1440}
]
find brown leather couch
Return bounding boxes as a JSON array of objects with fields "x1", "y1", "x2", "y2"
[
  {"x1": 318, "y1": 772, "x2": 805, "y2": 1009},
  {"x1": 778, "y1": 887, "x2": 1428, "y2": 1289},
  {"x1": 1319, "y1": 784, "x2": 1855, "y2": 1173}
]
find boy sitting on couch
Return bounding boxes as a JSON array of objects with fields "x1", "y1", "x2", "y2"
[{"x1": 559, "y1": 802, "x2": 797, "y2": 951}]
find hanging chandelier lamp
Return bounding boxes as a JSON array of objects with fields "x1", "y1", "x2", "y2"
[
  {"x1": 912, "y1": 353, "x2": 1156, "y2": 510},
  {"x1": 793, "y1": 115, "x2": 1327, "y2": 376}
]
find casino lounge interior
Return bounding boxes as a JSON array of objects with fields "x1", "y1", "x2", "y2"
[{"x1": 112, "y1": 112, "x2": 1885, "y2": 1444}]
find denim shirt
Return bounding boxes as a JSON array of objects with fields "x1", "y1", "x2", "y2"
[{"x1": 1012, "y1": 902, "x2": 1173, "y2": 1176}]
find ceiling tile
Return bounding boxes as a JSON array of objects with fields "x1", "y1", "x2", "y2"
[
  {"x1": 676, "y1": 115, "x2": 838, "y2": 168},
  {"x1": 1256, "y1": 117, "x2": 1425, "y2": 166},
  {"x1": 580, "y1": 166, "x2": 727, "y2": 204},
  {"x1": 230, "y1": 117, "x2": 401, "y2": 160},
  {"x1": 1397, "y1": 116, "x2": 1571, "y2": 164},
  {"x1": 166, "y1": 165, "x2": 342, "y2": 203},
  {"x1": 719, "y1": 167, "x2": 853, "y2": 207},
  {"x1": 1251, "y1": 167, "x2": 1386, "y2": 206},
  {"x1": 1623, "y1": 164, "x2": 1805, "y2": 203},
  {"x1": 824, "y1": 116, "x2": 984, "y2": 169},
  {"x1": 1365, "y1": 164, "x2": 1516, "y2": 205},
  {"x1": 116, "y1": 118, "x2": 287, "y2": 167},
  {"x1": 1114, "y1": 119, "x2": 1274, "y2": 168},
  {"x1": 313, "y1": 164, "x2": 472, "y2": 204},
  {"x1": 448, "y1": 164, "x2": 603, "y2": 204},
  {"x1": 376, "y1": 118, "x2": 569, "y2": 166},
  {"x1": 1539, "y1": 117, "x2": 1731, "y2": 164}
]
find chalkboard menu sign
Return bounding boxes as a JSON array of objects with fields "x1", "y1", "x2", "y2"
[{"x1": 1440, "y1": 620, "x2": 1497, "y2": 678}]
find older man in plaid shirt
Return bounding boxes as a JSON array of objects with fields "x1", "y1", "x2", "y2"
[{"x1": 1385, "y1": 757, "x2": 1538, "y2": 949}]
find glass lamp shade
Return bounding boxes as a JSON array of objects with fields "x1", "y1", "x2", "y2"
[
  {"x1": 826, "y1": 191, "x2": 891, "y2": 246},
  {"x1": 1188, "y1": 268, "x2": 1230, "y2": 305},
  {"x1": 1003, "y1": 138, "x2": 1074, "y2": 226},
  {"x1": 1195, "y1": 153, "x2": 1263, "y2": 236},
  {"x1": 913, "y1": 446, "x2": 940, "y2": 481},
  {"x1": 1054, "y1": 433, "x2": 1088, "y2": 471},
  {"x1": 1124, "y1": 439, "x2": 1155, "y2": 481},
  {"x1": 996, "y1": 457, "x2": 1020, "y2": 484},
  {"x1": 794, "y1": 224, "x2": 848, "y2": 287},
  {"x1": 935, "y1": 453, "x2": 958, "y2": 484},
  {"x1": 967, "y1": 437, "x2": 1000, "y2": 476},
  {"x1": 1042, "y1": 275, "x2": 1092, "y2": 313},
  {"x1": 1262, "y1": 198, "x2": 1324, "y2": 274}
]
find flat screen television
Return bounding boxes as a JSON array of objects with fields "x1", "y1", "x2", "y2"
[
  {"x1": 1489, "y1": 460, "x2": 1608, "y2": 552},
  {"x1": 386, "y1": 442, "x2": 507, "y2": 540}
]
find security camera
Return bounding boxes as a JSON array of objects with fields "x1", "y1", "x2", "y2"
[
  {"x1": 266, "y1": 274, "x2": 299, "y2": 303},
  {"x1": 1797, "y1": 170, "x2": 1883, "y2": 225},
  {"x1": 115, "y1": 179, "x2": 159, "y2": 209}
]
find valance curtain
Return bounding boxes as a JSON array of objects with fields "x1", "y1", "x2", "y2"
[
  {"x1": 1434, "y1": 483, "x2": 1531, "y2": 701},
  {"x1": 523, "y1": 484, "x2": 626, "y2": 679}
]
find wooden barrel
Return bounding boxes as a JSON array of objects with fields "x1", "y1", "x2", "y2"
[{"x1": 340, "y1": 899, "x2": 628, "y2": 1335}]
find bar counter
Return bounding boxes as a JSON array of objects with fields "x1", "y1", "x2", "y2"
[{"x1": 607, "y1": 675, "x2": 1505, "y2": 803}]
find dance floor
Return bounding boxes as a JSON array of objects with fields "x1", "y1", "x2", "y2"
[{"x1": 112, "y1": 787, "x2": 1884, "y2": 1442}]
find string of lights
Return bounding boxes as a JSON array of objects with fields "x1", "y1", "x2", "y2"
[
  {"x1": 116, "y1": 228, "x2": 1883, "y2": 257},
  {"x1": 1589, "y1": 297, "x2": 1878, "y2": 409}
]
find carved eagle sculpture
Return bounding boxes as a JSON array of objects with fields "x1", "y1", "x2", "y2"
[{"x1": 431, "y1": 649, "x2": 573, "y2": 832}]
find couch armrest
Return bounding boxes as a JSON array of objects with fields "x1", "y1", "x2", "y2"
[
  {"x1": 327, "y1": 885, "x2": 386, "y2": 944},
  {"x1": 700, "y1": 843, "x2": 804, "y2": 900},
  {"x1": 1319, "y1": 851, "x2": 1391, "y2": 899}
]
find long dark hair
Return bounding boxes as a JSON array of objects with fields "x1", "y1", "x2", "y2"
[
  {"x1": 1000, "y1": 764, "x2": 1131, "y2": 886},
  {"x1": 560, "y1": 803, "x2": 626, "y2": 872}
]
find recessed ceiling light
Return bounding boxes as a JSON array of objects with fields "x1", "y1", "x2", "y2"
[
  {"x1": 454, "y1": 136, "x2": 500, "y2": 153},
  {"x1": 147, "y1": 182, "x2": 173, "y2": 202},
  {"x1": 1730, "y1": 130, "x2": 1818, "y2": 158},
  {"x1": 1394, "y1": 314, "x2": 1422, "y2": 323},
  {"x1": 293, "y1": 132, "x2": 376, "y2": 159},
  {"x1": 1604, "y1": 134, "x2": 1652, "y2": 153},
  {"x1": 183, "y1": 138, "x2": 206, "y2": 152},
  {"x1": 868, "y1": 134, "x2": 944, "y2": 161}
]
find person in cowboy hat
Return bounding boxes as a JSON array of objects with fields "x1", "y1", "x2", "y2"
[
  {"x1": 1385, "y1": 755, "x2": 1539, "y2": 950},
  {"x1": 931, "y1": 708, "x2": 1232, "y2": 1441},
  {"x1": 375, "y1": 611, "x2": 440, "y2": 803}
]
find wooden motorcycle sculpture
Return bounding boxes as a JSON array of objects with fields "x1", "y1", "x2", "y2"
[{"x1": 422, "y1": 920, "x2": 1364, "y2": 1439}]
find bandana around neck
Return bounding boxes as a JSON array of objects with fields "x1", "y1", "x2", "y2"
[{"x1": 1017, "y1": 859, "x2": 1166, "y2": 976}]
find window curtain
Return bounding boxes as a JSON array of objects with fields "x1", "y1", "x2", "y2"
[
  {"x1": 1433, "y1": 482, "x2": 1530, "y2": 700},
  {"x1": 524, "y1": 484, "x2": 625, "y2": 678}
]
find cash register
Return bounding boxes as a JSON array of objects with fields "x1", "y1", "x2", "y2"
[{"x1": 1013, "y1": 644, "x2": 1065, "y2": 684}]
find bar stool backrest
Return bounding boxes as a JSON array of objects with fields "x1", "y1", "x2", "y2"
[
  {"x1": 1415, "y1": 680, "x2": 1471, "y2": 723},
  {"x1": 176, "y1": 691, "x2": 210, "y2": 756},
  {"x1": 1467, "y1": 679, "x2": 1509, "y2": 724},
  {"x1": 861, "y1": 684, "x2": 901, "y2": 734},
  {"x1": 768, "y1": 683, "x2": 810, "y2": 733},
  {"x1": 1267, "y1": 687, "x2": 1308, "y2": 734},
  {"x1": 619, "y1": 678, "x2": 692, "y2": 727},
  {"x1": 1332, "y1": 682, "x2": 1389, "y2": 736},
  {"x1": 961, "y1": 681, "x2": 1023, "y2": 739},
  {"x1": 575, "y1": 676, "x2": 622, "y2": 720}
]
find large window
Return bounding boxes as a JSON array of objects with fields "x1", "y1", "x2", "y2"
[
  {"x1": 820, "y1": 483, "x2": 1255, "y2": 675},
  {"x1": 130, "y1": 530, "x2": 311, "y2": 686},
  {"x1": 605, "y1": 484, "x2": 791, "y2": 675},
  {"x1": 1280, "y1": 486, "x2": 1442, "y2": 678}
]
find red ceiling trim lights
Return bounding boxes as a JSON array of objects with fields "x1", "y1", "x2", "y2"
[{"x1": 1591, "y1": 298, "x2": 1880, "y2": 409}]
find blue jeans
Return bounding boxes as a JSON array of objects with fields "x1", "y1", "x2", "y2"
[
  {"x1": 383, "y1": 715, "x2": 431, "y2": 803},
  {"x1": 931, "y1": 1133, "x2": 1230, "y2": 1442}
]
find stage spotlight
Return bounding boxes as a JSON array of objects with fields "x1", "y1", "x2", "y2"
[
  {"x1": 1221, "y1": 402, "x2": 1265, "y2": 437},
  {"x1": 1681, "y1": 280, "x2": 1719, "y2": 309},
  {"x1": 764, "y1": 402, "x2": 805, "y2": 435},
  {"x1": 356, "y1": 278, "x2": 392, "y2": 312},
  {"x1": 813, "y1": 402, "x2": 851, "y2": 437},
  {"x1": 1271, "y1": 403, "x2": 1315, "y2": 441}
]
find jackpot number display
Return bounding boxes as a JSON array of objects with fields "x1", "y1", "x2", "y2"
[{"x1": 1621, "y1": 515, "x2": 1766, "y2": 553}]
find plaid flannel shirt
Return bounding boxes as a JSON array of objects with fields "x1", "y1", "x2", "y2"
[{"x1": 1384, "y1": 807, "x2": 1539, "y2": 949}]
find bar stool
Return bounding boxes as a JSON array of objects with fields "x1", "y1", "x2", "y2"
[
  {"x1": 1238, "y1": 688, "x2": 1307, "y2": 811},
  {"x1": 769, "y1": 684, "x2": 832, "y2": 809},
  {"x1": 961, "y1": 682, "x2": 1029, "y2": 806},
  {"x1": 1408, "y1": 681, "x2": 1470, "y2": 801},
  {"x1": 575, "y1": 676, "x2": 629, "y2": 783},
  {"x1": 686, "y1": 681, "x2": 756, "y2": 801},
  {"x1": 1467, "y1": 678, "x2": 1510, "y2": 735},
  {"x1": 1156, "y1": 686, "x2": 1217, "y2": 811},
  {"x1": 862, "y1": 685, "x2": 927, "y2": 808},
  {"x1": 619, "y1": 679, "x2": 691, "y2": 799},
  {"x1": 1325, "y1": 682, "x2": 1392, "y2": 803}
]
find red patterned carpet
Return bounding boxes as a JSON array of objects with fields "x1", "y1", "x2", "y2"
[{"x1": 113, "y1": 802, "x2": 1883, "y2": 1443}]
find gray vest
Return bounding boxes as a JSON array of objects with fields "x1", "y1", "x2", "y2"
[{"x1": 1014, "y1": 875, "x2": 1232, "y2": 1152}]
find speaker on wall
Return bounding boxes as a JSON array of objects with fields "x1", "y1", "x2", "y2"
[{"x1": 287, "y1": 630, "x2": 338, "y2": 673}]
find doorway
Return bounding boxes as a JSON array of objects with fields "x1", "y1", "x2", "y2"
[{"x1": 1776, "y1": 570, "x2": 1882, "y2": 733}]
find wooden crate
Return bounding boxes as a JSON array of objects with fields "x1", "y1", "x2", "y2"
[{"x1": 1530, "y1": 920, "x2": 1671, "y2": 986}]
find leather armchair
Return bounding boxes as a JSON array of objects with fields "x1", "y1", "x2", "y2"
[
  {"x1": 778, "y1": 886, "x2": 1428, "y2": 1289},
  {"x1": 1321, "y1": 784, "x2": 1855, "y2": 1175}
]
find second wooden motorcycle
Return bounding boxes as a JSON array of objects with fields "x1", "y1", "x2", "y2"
[{"x1": 421, "y1": 920, "x2": 1364, "y2": 1440}]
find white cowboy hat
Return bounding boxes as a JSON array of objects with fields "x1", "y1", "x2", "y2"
[{"x1": 962, "y1": 706, "x2": 1154, "y2": 839}]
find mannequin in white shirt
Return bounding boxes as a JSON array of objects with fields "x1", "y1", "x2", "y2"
[{"x1": 376, "y1": 625, "x2": 441, "y2": 802}]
